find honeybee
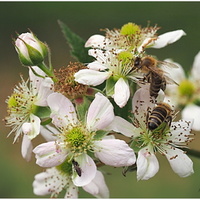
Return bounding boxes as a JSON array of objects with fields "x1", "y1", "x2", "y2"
[
  {"x1": 134, "y1": 56, "x2": 178, "y2": 98},
  {"x1": 72, "y1": 160, "x2": 82, "y2": 177},
  {"x1": 147, "y1": 102, "x2": 173, "y2": 131}
]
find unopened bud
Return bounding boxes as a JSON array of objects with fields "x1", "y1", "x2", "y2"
[{"x1": 15, "y1": 32, "x2": 48, "y2": 66}]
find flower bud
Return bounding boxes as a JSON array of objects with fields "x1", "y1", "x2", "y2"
[{"x1": 15, "y1": 32, "x2": 48, "y2": 66}]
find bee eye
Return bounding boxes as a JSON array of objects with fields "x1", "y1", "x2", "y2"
[{"x1": 134, "y1": 57, "x2": 141, "y2": 67}]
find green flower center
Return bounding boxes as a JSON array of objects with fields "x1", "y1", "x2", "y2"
[
  {"x1": 63, "y1": 125, "x2": 94, "y2": 156},
  {"x1": 7, "y1": 93, "x2": 37, "y2": 114},
  {"x1": 178, "y1": 80, "x2": 195, "y2": 97},
  {"x1": 134, "y1": 123, "x2": 170, "y2": 152},
  {"x1": 66, "y1": 126, "x2": 86, "y2": 147},
  {"x1": 8, "y1": 94, "x2": 19, "y2": 108},
  {"x1": 117, "y1": 51, "x2": 134, "y2": 65},
  {"x1": 120, "y1": 22, "x2": 141, "y2": 36}
]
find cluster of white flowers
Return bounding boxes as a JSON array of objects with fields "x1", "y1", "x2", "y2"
[{"x1": 4, "y1": 22, "x2": 198, "y2": 198}]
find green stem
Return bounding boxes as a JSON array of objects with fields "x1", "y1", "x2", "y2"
[{"x1": 37, "y1": 62, "x2": 57, "y2": 82}]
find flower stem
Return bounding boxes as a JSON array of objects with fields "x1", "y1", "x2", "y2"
[{"x1": 37, "y1": 62, "x2": 57, "y2": 82}]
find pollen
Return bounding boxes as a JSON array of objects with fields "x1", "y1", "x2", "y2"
[
  {"x1": 63, "y1": 125, "x2": 93, "y2": 155},
  {"x1": 54, "y1": 62, "x2": 88, "y2": 99},
  {"x1": 178, "y1": 79, "x2": 195, "y2": 97},
  {"x1": 117, "y1": 51, "x2": 134, "y2": 65},
  {"x1": 120, "y1": 22, "x2": 141, "y2": 36}
]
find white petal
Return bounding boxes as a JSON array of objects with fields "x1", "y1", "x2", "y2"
[
  {"x1": 106, "y1": 116, "x2": 139, "y2": 137},
  {"x1": 33, "y1": 141, "x2": 68, "y2": 168},
  {"x1": 137, "y1": 148, "x2": 159, "y2": 180},
  {"x1": 191, "y1": 51, "x2": 200, "y2": 81},
  {"x1": 94, "y1": 138, "x2": 136, "y2": 167},
  {"x1": 72, "y1": 154, "x2": 97, "y2": 187},
  {"x1": 164, "y1": 147, "x2": 194, "y2": 177},
  {"x1": 87, "y1": 60, "x2": 108, "y2": 71},
  {"x1": 83, "y1": 170, "x2": 109, "y2": 198},
  {"x1": 22, "y1": 114, "x2": 41, "y2": 140},
  {"x1": 113, "y1": 78, "x2": 130, "y2": 108},
  {"x1": 152, "y1": 30, "x2": 186, "y2": 49},
  {"x1": 87, "y1": 92, "x2": 114, "y2": 131},
  {"x1": 85, "y1": 34, "x2": 106, "y2": 48},
  {"x1": 64, "y1": 184, "x2": 78, "y2": 198},
  {"x1": 36, "y1": 77, "x2": 54, "y2": 106},
  {"x1": 169, "y1": 119, "x2": 193, "y2": 143},
  {"x1": 47, "y1": 92, "x2": 78, "y2": 128},
  {"x1": 40, "y1": 125, "x2": 58, "y2": 141},
  {"x1": 33, "y1": 167, "x2": 72, "y2": 197},
  {"x1": 182, "y1": 104, "x2": 200, "y2": 131},
  {"x1": 21, "y1": 134, "x2": 33, "y2": 162},
  {"x1": 29, "y1": 66, "x2": 46, "y2": 89},
  {"x1": 132, "y1": 85, "x2": 154, "y2": 127},
  {"x1": 74, "y1": 69, "x2": 111, "y2": 86}
]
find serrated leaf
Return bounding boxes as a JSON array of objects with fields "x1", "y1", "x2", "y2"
[{"x1": 58, "y1": 20, "x2": 93, "y2": 63}]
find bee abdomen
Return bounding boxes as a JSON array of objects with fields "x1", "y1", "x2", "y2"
[{"x1": 148, "y1": 107, "x2": 167, "y2": 130}]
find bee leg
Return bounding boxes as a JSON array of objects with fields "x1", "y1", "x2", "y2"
[
  {"x1": 166, "y1": 115, "x2": 172, "y2": 128},
  {"x1": 146, "y1": 106, "x2": 152, "y2": 128}
]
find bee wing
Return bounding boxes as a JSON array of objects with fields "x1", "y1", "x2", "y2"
[{"x1": 157, "y1": 61, "x2": 179, "y2": 85}]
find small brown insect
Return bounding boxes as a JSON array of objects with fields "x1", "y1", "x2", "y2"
[{"x1": 72, "y1": 160, "x2": 82, "y2": 177}]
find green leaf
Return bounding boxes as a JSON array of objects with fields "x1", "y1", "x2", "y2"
[{"x1": 58, "y1": 20, "x2": 93, "y2": 63}]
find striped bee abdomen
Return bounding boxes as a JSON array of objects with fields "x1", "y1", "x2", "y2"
[{"x1": 148, "y1": 105, "x2": 168, "y2": 131}]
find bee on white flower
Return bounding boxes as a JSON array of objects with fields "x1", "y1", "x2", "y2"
[{"x1": 126, "y1": 86, "x2": 194, "y2": 180}]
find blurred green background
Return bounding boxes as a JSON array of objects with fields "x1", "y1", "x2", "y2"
[{"x1": 1, "y1": 1, "x2": 200, "y2": 198}]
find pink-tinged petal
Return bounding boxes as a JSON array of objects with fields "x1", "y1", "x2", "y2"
[
  {"x1": 47, "y1": 92, "x2": 78, "y2": 128},
  {"x1": 106, "y1": 116, "x2": 139, "y2": 137},
  {"x1": 152, "y1": 30, "x2": 186, "y2": 49},
  {"x1": 21, "y1": 134, "x2": 33, "y2": 162},
  {"x1": 191, "y1": 51, "x2": 200, "y2": 81},
  {"x1": 87, "y1": 93, "x2": 114, "y2": 131},
  {"x1": 40, "y1": 125, "x2": 58, "y2": 141},
  {"x1": 33, "y1": 141, "x2": 68, "y2": 168},
  {"x1": 83, "y1": 170, "x2": 109, "y2": 198},
  {"x1": 164, "y1": 147, "x2": 194, "y2": 177},
  {"x1": 74, "y1": 69, "x2": 111, "y2": 86},
  {"x1": 113, "y1": 78, "x2": 130, "y2": 108},
  {"x1": 22, "y1": 114, "x2": 41, "y2": 140},
  {"x1": 132, "y1": 85, "x2": 154, "y2": 128},
  {"x1": 72, "y1": 154, "x2": 97, "y2": 187},
  {"x1": 85, "y1": 34, "x2": 106, "y2": 48},
  {"x1": 36, "y1": 77, "x2": 54, "y2": 106},
  {"x1": 137, "y1": 148, "x2": 159, "y2": 180},
  {"x1": 182, "y1": 104, "x2": 200, "y2": 131},
  {"x1": 87, "y1": 60, "x2": 108, "y2": 71},
  {"x1": 94, "y1": 139, "x2": 136, "y2": 167}
]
